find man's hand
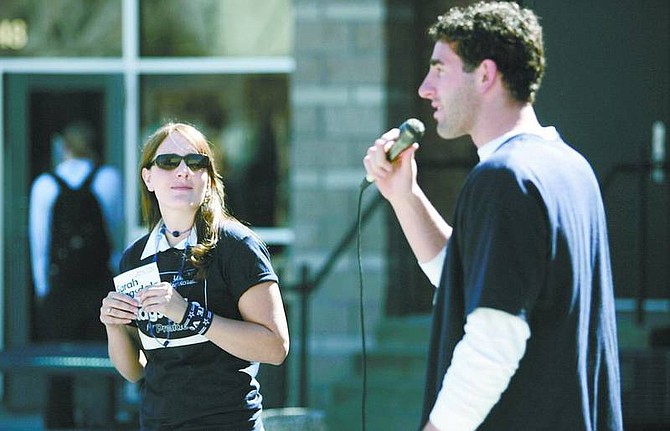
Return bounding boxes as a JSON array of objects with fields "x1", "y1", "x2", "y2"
[{"x1": 363, "y1": 128, "x2": 419, "y2": 203}]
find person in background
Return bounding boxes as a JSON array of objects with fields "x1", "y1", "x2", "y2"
[
  {"x1": 100, "y1": 122, "x2": 289, "y2": 430},
  {"x1": 29, "y1": 121, "x2": 123, "y2": 429},
  {"x1": 363, "y1": 2, "x2": 623, "y2": 430}
]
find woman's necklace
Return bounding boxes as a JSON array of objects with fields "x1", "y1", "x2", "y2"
[{"x1": 161, "y1": 223, "x2": 193, "y2": 238}]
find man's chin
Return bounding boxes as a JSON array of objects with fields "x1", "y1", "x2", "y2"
[{"x1": 436, "y1": 126, "x2": 465, "y2": 141}]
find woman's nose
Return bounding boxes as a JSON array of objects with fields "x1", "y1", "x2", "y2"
[{"x1": 175, "y1": 160, "x2": 190, "y2": 176}]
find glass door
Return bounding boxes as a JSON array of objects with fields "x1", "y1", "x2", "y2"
[{"x1": 2, "y1": 73, "x2": 123, "y2": 410}]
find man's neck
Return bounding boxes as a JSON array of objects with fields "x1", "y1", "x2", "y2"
[{"x1": 471, "y1": 103, "x2": 542, "y2": 148}]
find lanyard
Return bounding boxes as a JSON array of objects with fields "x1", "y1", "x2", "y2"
[{"x1": 147, "y1": 224, "x2": 191, "y2": 347}]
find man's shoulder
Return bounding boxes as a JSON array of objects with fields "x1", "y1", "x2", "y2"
[
  {"x1": 95, "y1": 164, "x2": 120, "y2": 175},
  {"x1": 481, "y1": 132, "x2": 579, "y2": 171},
  {"x1": 31, "y1": 172, "x2": 58, "y2": 191},
  {"x1": 30, "y1": 172, "x2": 64, "y2": 207},
  {"x1": 92, "y1": 164, "x2": 122, "y2": 184}
]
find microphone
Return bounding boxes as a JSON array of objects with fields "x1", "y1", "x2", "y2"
[{"x1": 362, "y1": 118, "x2": 425, "y2": 189}]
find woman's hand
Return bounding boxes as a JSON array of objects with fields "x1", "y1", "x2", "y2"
[
  {"x1": 101, "y1": 292, "x2": 145, "y2": 383},
  {"x1": 136, "y1": 282, "x2": 188, "y2": 323},
  {"x1": 100, "y1": 291, "x2": 139, "y2": 326}
]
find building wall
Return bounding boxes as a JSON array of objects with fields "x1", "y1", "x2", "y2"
[{"x1": 288, "y1": 0, "x2": 391, "y2": 408}]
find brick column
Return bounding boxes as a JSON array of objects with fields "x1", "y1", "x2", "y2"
[{"x1": 288, "y1": 0, "x2": 389, "y2": 407}]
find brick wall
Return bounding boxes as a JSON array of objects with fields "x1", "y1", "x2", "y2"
[{"x1": 288, "y1": 0, "x2": 390, "y2": 408}]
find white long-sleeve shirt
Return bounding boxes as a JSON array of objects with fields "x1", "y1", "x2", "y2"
[
  {"x1": 420, "y1": 250, "x2": 530, "y2": 430},
  {"x1": 29, "y1": 158, "x2": 124, "y2": 298}
]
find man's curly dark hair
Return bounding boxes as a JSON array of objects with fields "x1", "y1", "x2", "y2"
[{"x1": 428, "y1": 1, "x2": 545, "y2": 103}]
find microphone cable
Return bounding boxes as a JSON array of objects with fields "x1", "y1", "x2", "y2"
[
  {"x1": 356, "y1": 181, "x2": 368, "y2": 431},
  {"x1": 355, "y1": 118, "x2": 424, "y2": 431}
]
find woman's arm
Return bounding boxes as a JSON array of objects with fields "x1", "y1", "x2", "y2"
[
  {"x1": 138, "y1": 280, "x2": 290, "y2": 365},
  {"x1": 206, "y1": 281, "x2": 290, "y2": 365}
]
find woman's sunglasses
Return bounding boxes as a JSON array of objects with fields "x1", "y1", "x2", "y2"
[{"x1": 150, "y1": 153, "x2": 210, "y2": 171}]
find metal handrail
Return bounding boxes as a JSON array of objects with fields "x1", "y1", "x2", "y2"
[
  {"x1": 293, "y1": 192, "x2": 385, "y2": 406},
  {"x1": 291, "y1": 159, "x2": 475, "y2": 406}
]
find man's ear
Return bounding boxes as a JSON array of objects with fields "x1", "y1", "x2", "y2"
[
  {"x1": 141, "y1": 167, "x2": 154, "y2": 192},
  {"x1": 476, "y1": 59, "x2": 499, "y2": 93}
]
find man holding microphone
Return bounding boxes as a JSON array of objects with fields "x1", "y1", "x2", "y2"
[{"x1": 363, "y1": 2, "x2": 623, "y2": 430}]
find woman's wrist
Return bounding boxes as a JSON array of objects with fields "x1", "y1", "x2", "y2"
[
  {"x1": 172, "y1": 297, "x2": 188, "y2": 324},
  {"x1": 180, "y1": 300, "x2": 214, "y2": 335}
]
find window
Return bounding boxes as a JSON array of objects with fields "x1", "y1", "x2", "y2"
[
  {"x1": 0, "y1": 0, "x2": 121, "y2": 57},
  {"x1": 140, "y1": 74, "x2": 289, "y2": 227},
  {"x1": 140, "y1": 0, "x2": 292, "y2": 57}
]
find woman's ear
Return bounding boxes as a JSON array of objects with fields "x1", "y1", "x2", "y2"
[{"x1": 141, "y1": 167, "x2": 154, "y2": 192}]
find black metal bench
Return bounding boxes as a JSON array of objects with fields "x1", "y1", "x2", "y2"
[
  {"x1": 0, "y1": 342, "x2": 132, "y2": 428},
  {"x1": 0, "y1": 342, "x2": 116, "y2": 375}
]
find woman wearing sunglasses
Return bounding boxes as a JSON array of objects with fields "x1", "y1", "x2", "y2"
[{"x1": 100, "y1": 122, "x2": 289, "y2": 430}]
